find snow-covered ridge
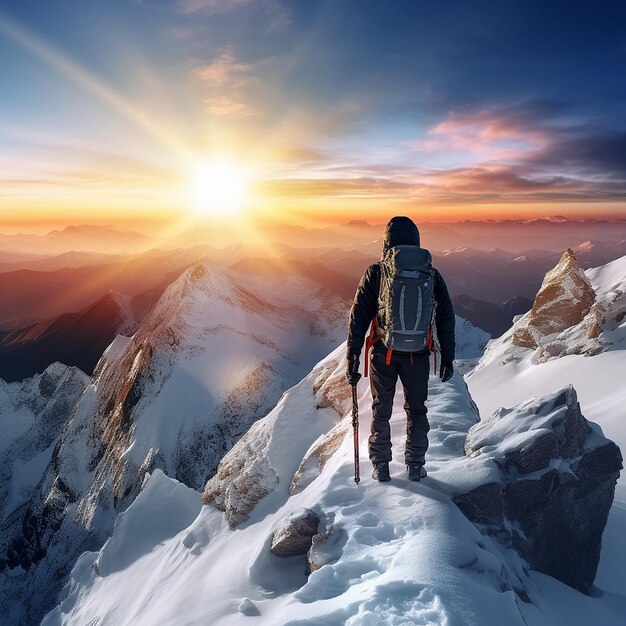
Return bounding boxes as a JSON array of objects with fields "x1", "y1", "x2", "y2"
[
  {"x1": 0, "y1": 261, "x2": 348, "y2": 625},
  {"x1": 44, "y1": 341, "x2": 624, "y2": 625}
]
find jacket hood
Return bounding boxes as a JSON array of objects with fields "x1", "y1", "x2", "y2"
[{"x1": 382, "y1": 216, "x2": 420, "y2": 255}]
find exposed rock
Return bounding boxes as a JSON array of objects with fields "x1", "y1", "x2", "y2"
[
  {"x1": 270, "y1": 508, "x2": 320, "y2": 556},
  {"x1": 313, "y1": 356, "x2": 351, "y2": 416},
  {"x1": 452, "y1": 386, "x2": 622, "y2": 593},
  {"x1": 290, "y1": 420, "x2": 350, "y2": 495},
  {"x1": 307, "y1": 527, "x2": 344, "y2": 573},
  {"x1": 512, "y1": 249, "x2": 596, "y2": 349},
  {"x1": 202, "y1": 425, "x2": 278, "y2": 529}
]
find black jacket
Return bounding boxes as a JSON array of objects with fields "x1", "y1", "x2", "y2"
[{"x1": 346, "y1": 216, "x2": 456, "y2": 362}]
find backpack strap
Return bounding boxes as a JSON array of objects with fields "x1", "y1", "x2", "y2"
[
  {"x1": 364, "y1": 318, "x2": 381, "y2": 377},
  {"x1": 428, "y1": 325, "x2": 437, "y2": 373}
]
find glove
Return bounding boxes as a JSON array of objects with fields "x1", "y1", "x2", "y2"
[
  {"x1": 439, "y1": 359, "x2": 453, "y2": 383},
  {"x1": 346, "y1": 353, "x2": 362, "y2": 386}
]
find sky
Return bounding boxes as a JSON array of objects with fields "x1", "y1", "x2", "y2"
[{"x1": 1, "y1": 0, "x2": 626, "y2": 233}]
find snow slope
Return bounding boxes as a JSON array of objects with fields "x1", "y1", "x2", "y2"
[{"x1": 45, "y1": 346, "x2": 626, "y2": 626}]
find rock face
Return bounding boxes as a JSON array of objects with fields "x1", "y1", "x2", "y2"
[
  {"x1": 451, "y1": 386, "x2": 622, "y2": 593},
  {"x1": 270, "y1": 508, "x2": 320, "y2": 556},
  {"x1": 512, "y1": 249, "x2": 596, "y2": 349},
  {"x1": 202, "y1": 424, "x2": 278, "y2": 529},
  {"x1": 289, "y1": 421, "x2": 350, "y2": 495}
]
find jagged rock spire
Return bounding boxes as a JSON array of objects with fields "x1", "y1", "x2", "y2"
[{"x1": 512, "y1": 248, "x2": 596, "y2": 348}]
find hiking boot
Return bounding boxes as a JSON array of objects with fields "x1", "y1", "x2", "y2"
[
  {"x1": 406, "y1": 464, "x2": 427, "y2": 482},
  {"x1": 372, "y1": 462, "x2": 391, "y2": 482}
]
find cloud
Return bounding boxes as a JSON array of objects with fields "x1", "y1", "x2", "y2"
[
  {"x1": 258, "y1": 176, "x2": 415, "y2": 199},
  {"x1": 178, "y1": 0, "x2": 255, "y2": 15},
  {"x1": 524, "y1": 132, "x2": 626, "y2": 179},
  {"x1": 394, "y1": 101, "x2": 626, "y2": 202},
  {"x1": 178, "y1": 0, "x2": 290, "y2": 31},
  {"x1": 204, "y1": 96, "x2": 256, "y2": 117},
  {"x1": 191, "y1": 49, "x2": 253, "y2": 87},
  {"x1": 411, "y1": 105, "x2": 553, "y2": 160},
  {"x1": 191, "y1": 48, "x2": 258, "y2": 117}
]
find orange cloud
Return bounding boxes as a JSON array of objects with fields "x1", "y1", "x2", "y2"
[
  {"x1": 412, "y1": 110, "x2": 552, "y2": 160},
  {"x1": 192, "y1": 49, "x2": 253, "y2": 87}
]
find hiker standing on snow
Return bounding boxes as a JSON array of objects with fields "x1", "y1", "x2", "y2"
[{"x1": 346, "y1": 216, "x2": 455, "y2": 482}]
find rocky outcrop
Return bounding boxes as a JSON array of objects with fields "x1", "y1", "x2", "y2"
[
  {"x1": 451, "y1": 386, "x2": 622, "y2": 593},
  {"x1": 202, "y1": 425, "x2": 278, "y2": 529},
  {"x1": 290, "y1": 421, "x2": 350, "y2": 495},
  {"x1": 512, "y1": 249, "x2": 596, "y2": 349},
  {"x1": 312, "y1": 355, "x2": 352, "y2": 416},
  {"x1": 270, "y1": 508, "x2": 320, "y2": 556}
]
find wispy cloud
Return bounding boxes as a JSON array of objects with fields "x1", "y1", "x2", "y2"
[
  {"x1": 203, "y1": 96, "x2": 256, "y2": 117},
  {"x1": 191, "y1": 49, "x2": 253, "y2": 87},
  {"x1": 191, "y1": 47, "x2": 258, "y2": 117},
  {"x1": 411, "y1": 106, "x2": 553, "y2": 161},
  {"x1": 178, "y1": 0, "x2": 290, "y2": 31}
]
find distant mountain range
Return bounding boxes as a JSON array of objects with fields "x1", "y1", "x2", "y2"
[
  {"x1": 3, "y1": 219, "x2": 626, "y2": 256},
  {"x1": 0, "y1": 225, "x2": 150, "y2": 256},
  {"x1": 0, "y1": 249, "x2": 204, "y2": 329},
  {"x1": 0, "y1": 292, "x2": 137, "y2": 382}
]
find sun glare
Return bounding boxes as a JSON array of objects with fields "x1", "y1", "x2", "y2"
[{"x1": 188, "y1": 158, "x2": 250, "y2": 217}]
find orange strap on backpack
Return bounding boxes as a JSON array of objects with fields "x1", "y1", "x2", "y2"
[
  {"x1": 364, "y1": 318, "x2": 381, "y2": 377},
  {"x1": 428, "y1": 325, "x2": 437, "y2": 372}
]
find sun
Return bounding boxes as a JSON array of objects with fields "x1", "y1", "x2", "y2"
[{"x1": 188, "y1": 158, "x2": 250, "y2": 217}]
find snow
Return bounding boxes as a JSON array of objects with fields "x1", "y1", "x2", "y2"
[
  {"x1": 108, "y1": 291, "x2": 136, "y2": 335},
  {"x1": 100, "y1": 334, "x2": 132, "y2": 367},
  {"x1": 94, "y1": 469, "x2": 201, "y2": 578},
  {"x1": 43, "y1": 343, "x2": 626, "y2": 625}
]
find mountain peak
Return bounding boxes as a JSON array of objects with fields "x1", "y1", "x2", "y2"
[{"x1": 512, "y1": 248, "x2": 596, "y2": 349}]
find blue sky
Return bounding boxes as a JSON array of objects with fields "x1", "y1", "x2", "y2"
[{"x1": 1, "y1": 0, "x2": 625, "y2": 228}]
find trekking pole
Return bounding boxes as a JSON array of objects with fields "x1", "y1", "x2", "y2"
[{"x1": 351, "y1": 384, "x2": 360, "y2": 484}]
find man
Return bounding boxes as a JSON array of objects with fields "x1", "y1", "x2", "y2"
[{"x1": 346, "y1": 216, "x2": 455, "y2": 482}]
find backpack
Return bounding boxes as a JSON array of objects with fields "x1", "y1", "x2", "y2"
[{"x1": 377, "y1": 245, "x2": 436, "y2": 353}]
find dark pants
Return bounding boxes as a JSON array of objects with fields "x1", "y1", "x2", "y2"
[{"x1": 368, "y1": 345, "x2": 430, "y2": 465}]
